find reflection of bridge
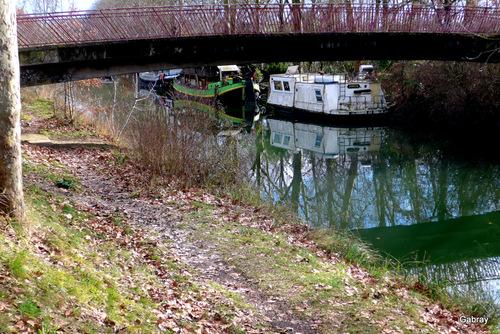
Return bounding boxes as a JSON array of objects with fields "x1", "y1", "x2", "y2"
[{"x1": 18, "y1": 4, "x2": 500, "y2": 86}]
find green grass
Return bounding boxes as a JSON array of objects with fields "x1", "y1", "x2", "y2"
[
  {"x1": 173, "y1": 199, "x2": 497, "y2": 333},
  {"x1": 22, "y1": 160, "x2": 81, "y2": 192},
  {"x1": 39, "y1": 127, "x2": 96, "y2": 140},
  {"x1": 3, "y1": 250, "x2": 30, "y2": 279},
  {"x1": 22, "y1": 98, "x2": 55, "y2": 120},
  {"x1": 0, "y1": 185, "x2": 162, "y2": 332},
  {"x1": 17, "y1": 300, "x2": 41, "y2": 318}
]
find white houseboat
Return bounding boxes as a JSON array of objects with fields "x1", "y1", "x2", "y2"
[{"x1": 266, "y1": 65, "x2": 389, "y2": 121}]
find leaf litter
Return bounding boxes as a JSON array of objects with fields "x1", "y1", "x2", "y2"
[{"x1": 15, "y1": 118, "x2": 493, "y2": 333}]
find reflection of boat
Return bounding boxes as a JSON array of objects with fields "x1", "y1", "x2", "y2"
[
  {"x1": 101, "y1": 76, "x2": 114, "y2": 83},
  {"x1": 173, "y1": 65, "x2": 260, "y2": 124},
  {"x1": 265, "y1": 117, "x2": 383, "y2": 159},
  {"x1": 266, "y1": 65, "x2": 389, "y2": 121},
  {"x1": 173, "y1": 100, "x2": 260, "y2": 124}
]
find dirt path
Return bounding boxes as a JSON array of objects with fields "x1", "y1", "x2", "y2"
[{"x1": 23, "y1": 143, "x2": 321, "y2": 333}]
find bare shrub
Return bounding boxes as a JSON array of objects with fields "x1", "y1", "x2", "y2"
[
  {"x1": 383, "y1": 61, "x2": 500, "y2": 130},
  {"x1": 124, "y1": 105, "x2": 248, "y2": 188}
]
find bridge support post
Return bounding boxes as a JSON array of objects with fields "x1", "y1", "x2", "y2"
[{"x1": 0, "y1": 0, "x2": 25, "y2": 220}]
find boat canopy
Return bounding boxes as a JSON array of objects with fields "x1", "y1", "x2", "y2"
[{"x1": 217, "y1": 65, "x2": 240, "y2": 73}]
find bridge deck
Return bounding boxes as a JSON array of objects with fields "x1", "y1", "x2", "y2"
[{"x1": 17, "y1": 4, "x2": 500, "y2": 49}]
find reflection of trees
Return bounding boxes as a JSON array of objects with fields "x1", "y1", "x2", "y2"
[
  {"x1": 254, "y1": 134, "x2": 298, "y2": 210},
  {"x1": 373, "y1": 163, "x2": 387, "y2": 227},
  {"x1": 456, "y1": 162, "x2": 499, "y2": 217},
  {"x1": 341, "y1": 155, "x2": 358, "y2": 227},
  {"x1": 407, "y1": 160, "x2": 423, "y2": 223},
  {"x1": 431, "y1": 159, "x2": 450, "y2": 222},
  {"x1": 413, "y1": 258, "x2": 500, "y2": 292},
  {"x1": 290, "y1": 152, "x2": 302, "y2": 212},
  {"x1": 254, "y1": 127, "x2": 500, "y2": 230}
]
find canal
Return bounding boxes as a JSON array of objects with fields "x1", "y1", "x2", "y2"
[{"x1": 250, "y1": 116, "x2": 500, "y2": 311}]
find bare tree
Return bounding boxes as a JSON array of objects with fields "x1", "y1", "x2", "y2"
[
  {"x1": 16, "y1": 0, "x2": 68, "y2": 13},
  {"x1": 0, "y1": 0, "x2": 26, "y2": 221},
  {"x1": 91, "y1": 0, "x2": 187, "y2": 9}
]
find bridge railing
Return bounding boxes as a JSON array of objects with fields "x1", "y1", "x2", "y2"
[{"x1": 17, "y1": 4, "x2": 500, "y2": 48}]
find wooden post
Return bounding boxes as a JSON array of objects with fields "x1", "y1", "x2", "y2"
[{"x1": 0, "y1": 0, "x2": 26, "y2": 221}]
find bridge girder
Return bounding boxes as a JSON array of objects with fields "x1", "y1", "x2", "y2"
[{"x1": 19, "y1": 32, "x2": 500, "y2": 86}]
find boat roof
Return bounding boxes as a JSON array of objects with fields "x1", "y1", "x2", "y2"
[
  {"x1": 270, "y1": 72, "x2": 375, "y2": 84},
  {"x1": 217, "y1": 65, "x2": 240, "y2": 72},
  {"x1": 271, "y1": 72, "x2": 342, "y2": 83}
]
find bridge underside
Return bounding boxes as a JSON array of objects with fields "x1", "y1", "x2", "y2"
[{"x1": 20, "y1": 32, "x2": 500, "y2": 86}]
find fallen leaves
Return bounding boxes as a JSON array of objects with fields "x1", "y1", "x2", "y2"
[
  {"x1": 18, "y1": 129, "x2": 493, "y2": 334},
  {"x1": 0, "y1": 301, "x2": 11, "y2": 312}
]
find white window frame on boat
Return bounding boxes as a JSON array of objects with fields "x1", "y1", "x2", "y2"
[
  {"x1": 272, "y1": 79, "x2": 293, "y2": 93},
  {"x1": 283, "y1": 81, "x2": 291, "y2": 92},
  {"x1": 273, "y1": 80, "x2": 283, "y2": 91},
  {"x1": 315, "y1": 89, "x2": 323, "y2": 103}
]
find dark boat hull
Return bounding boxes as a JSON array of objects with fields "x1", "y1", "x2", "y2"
[{"x1": 268, "y1": 104, "x2": 395, "y2": 126}]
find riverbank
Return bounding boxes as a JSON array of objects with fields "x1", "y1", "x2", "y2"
[
  {"x1": 4, "y1": 97, "x2": 494, "y2": 332},
  {"x1": 382, "y1": 61, "x2": 500, "y2": 135}
]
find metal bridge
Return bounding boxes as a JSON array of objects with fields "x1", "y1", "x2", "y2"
[{"x1": 17, "y1": 4, "x2": 500, "y2": 86}]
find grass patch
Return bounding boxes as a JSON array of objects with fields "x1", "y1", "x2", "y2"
[
  {"x1": 185, "y1": 218, "x2": 404, "y2": 331},
  {"x1": 0, "y1": 186, "x2": 164, "y2": 332},
  {"x1": 22, "y1": 186, "x2": 160, "y2": 331},
  {"x1": 22, "y1": 160, "x2": 81, "y2": 192},
  {"x1": 174, "y1": 199, "x2": 495, "y2": 333},
  {"x1": 55, "y1": 179, "x2": 75, "y2": 190},
  {"x1": 22, "y1": 98, "x2": 54, "y2": 120}
]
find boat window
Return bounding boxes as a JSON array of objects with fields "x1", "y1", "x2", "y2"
[
  {"x1": 314, "y1": 135, "x2": 323, "y2": 148},
  {"x1": 273, "y1": 80, "x2": 283, "y2": 91},
  {"x1": 315, "y1": 89, "x2": 323, "y2": 102},
  {"x1": 273, "y1": 133, "x2": 282, "y2": 144},
  {"x1": 283, "y1": 81, "x2": 290, "y2": 91},
  {"x1": 283, "y1": 136, "x2": 290, "y2": 146}
]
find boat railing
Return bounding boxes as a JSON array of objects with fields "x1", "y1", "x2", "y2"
[
  {"x1": 295, "y1": 72, "x2": 375, "y2": 84},
  {"x1": 338, "y1": 94, "x2": 387, "y2": 112},
  {"x1": 288, "y1": 72, "x2": 335, "y2": 83}
]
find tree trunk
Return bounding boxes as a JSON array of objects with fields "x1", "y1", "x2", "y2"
[{"x1": 0, "y1": 0, "x2": 26, "y2": 221}]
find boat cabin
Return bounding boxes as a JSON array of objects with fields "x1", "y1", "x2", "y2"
[
  {"x1": 180, "y1": 65, "x2": 243, "y2": 90},
  {"x1": 267, "y1": 65, "x2": 388, "y2": 116}
]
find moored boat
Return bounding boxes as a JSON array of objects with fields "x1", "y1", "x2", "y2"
[
  {"x1": 139, "y1": 69, "x2": 182, "y2": 91},
  {"x1": 173, "y1": 65, "x2": 260, "y2": 124},
  {"x1": 266, "y1": 65, "x2": 389, "y2": 122}
]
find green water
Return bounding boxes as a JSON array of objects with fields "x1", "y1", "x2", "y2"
[{"x1": 252, "y1": 116, "x2": 500, "y2": 305}]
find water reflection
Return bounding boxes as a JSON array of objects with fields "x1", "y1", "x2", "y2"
[
  {"x1": 256, "y1": 117, "x2": 500, "y2": 230},
  {"x1": 253, "y1": 116, "x2": 500, "y2": 304}
]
